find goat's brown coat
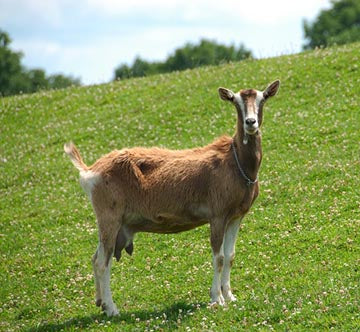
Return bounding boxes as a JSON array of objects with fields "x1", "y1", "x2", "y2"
[
  {"x1": 84, "y1": 135, "x2": 260, "y2": 259},
  {"x1": 67, "y1": 132, "x2": 260, "y2": 262}
]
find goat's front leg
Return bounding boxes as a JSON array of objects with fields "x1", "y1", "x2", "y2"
[
  {"x1": 210, "y1": 220, "x2": 226, "y2": 306},
  {"x1": 221, "y1": 218, "x2": 241, "y2": 302}
]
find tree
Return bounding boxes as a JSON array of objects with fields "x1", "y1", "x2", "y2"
[
  {"x1": 303, "y1": 0, "x2": 360, "y2": 49},
  {"x1": 0, "y1": 30, "x2": 26, "y2": 96},
  {"x1": 131, "y1": 57, "x2": 151, "y2": 77},
  {"x1": 0, "y1": 29, "x2": 81, "y2": 96},
  {"x1": 114, "y1": 64, "x2": 132, "y2": 80},
  {"x1": 114, "y1": 39, "x2": 252, "y2": 80},
  {"x1": 27, "y1": 69, "x2": 49, "y2": 92},
  {"x1": 48, "y1": 74, "x2": 81, "y2": 90}
]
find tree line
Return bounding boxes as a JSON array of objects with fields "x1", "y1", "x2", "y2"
[
  {"x1": 0, "y1": 30, "x2": 80, "y2": 97},
  {"x1": 114, "y1": 39, "x2": 252, "y2": 80},
  {"x1": 1, "y1": 0, "x2": 359, "y2": 96}
]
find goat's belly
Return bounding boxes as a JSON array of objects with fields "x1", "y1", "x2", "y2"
[{"x1": 126, "y1": 213, "x2": 208, "y2": 234}]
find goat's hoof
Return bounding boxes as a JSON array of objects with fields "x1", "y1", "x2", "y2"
[
  {"x1": 228, "y1": 294, "x2": 237, "y2": 302},
  {"x1": 223, "y1": 291, "x2": 237, "y2": 302},
  {"x1": 101, "y1": 302, "x2": 119, "y2": 317},
  {"x1": 209, "y1": 301, "x2": 218, "y2": 308},
  {"x1": 96, "y1": 299, "x2": 102, "y2": 307},
  {"x1": 106, "y1": 307, "x2": 119, "y2": 317},
  {"x1": 209, "y1": 301, "x2": 224, "y2": 309},
  {"x1": 209, "y1": 295, "x2": 225, "y2": 308}
]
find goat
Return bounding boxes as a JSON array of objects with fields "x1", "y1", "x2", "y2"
[{"x1": 64, "y1": 80, "x2": 280, "y2": 316}]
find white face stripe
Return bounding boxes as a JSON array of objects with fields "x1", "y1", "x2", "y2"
[
  {"x1": 234, "y1": 93, "x2": 244, "y2": 110},
  {"x1": 234, "y1": 93, "x2": 246, "y2": 122},
  {"x1": 256, "y1": 90, "x2": 264, "y2": 104}
]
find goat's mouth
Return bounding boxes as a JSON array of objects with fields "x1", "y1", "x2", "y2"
[{"x1": 245, "y1": 127, "x2": 259, "y2": 135}]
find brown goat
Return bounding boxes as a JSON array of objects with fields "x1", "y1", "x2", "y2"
[{"x1": 64, "y1": 80, "x2": 280, "y2": 316}]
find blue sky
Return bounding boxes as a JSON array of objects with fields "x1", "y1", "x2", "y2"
[{"x1": 0, "y1": 0, "x2": 331, "y2": 85}]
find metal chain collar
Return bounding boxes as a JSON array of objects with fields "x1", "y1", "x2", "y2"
[{"x1": 231, "y1": 140, "x2": 258, "y2": 186}]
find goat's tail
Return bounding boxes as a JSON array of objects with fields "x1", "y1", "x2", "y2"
[{"x1": 64, "y1": 142, "x2": 88, "y2": 172}]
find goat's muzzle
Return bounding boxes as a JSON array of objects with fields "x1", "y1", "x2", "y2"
[{"x1": 244, "y1": 118, "x2": 258, "y2": 135}]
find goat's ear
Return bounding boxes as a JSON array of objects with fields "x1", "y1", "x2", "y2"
[
  {"x1": 218, "y1": 87, "x2": 235, "y2": 102},
  {"x1": 263, "y1": 80, "x2": 280, "y2": 99}
]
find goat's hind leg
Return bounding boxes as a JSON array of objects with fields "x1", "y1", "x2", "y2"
[
  {"x1": 92, "y1": 248, "x2": 102, "y2": 307},
  {"x1": 92, "y1": 220, "x2": 121, "y2": 316}
]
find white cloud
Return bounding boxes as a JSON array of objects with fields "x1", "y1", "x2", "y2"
[
  {"x1": 84, "y1": 0, "x2": 330, "y2": 24},
  {"x1": 13, "y1": 39, "x2": 61, "y2": 57},
  {"x1": 85, "y1": 0, "x2": 179, "y2": 16},
  {"x1": 1, "y1": 0, "x2": 330, "y2": 27},
  {"x1": 1, "y1": 0, "x2": 332, "y2": 84},
  {"x1": 233, "y1": 0, "x2": 330, "y2": 24},
  {"x1": 0, "y1": 0, "x2": 64, "y2": 27}
]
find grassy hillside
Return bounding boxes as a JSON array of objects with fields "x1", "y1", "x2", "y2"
[{"x1": 1, "y1": 43, "x2": 359, "y2": 331}]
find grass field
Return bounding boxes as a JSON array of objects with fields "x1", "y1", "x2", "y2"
[{"x1": 1, "y1": 43, "x2": 359, "y2": 331}]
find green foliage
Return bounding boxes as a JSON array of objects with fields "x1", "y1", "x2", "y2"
[
  {"x1": 303, "y1": 0, "x2": 360, "y2": 49},
  {"x1": 0, "y1": 30, "x2": 26, "y2": 96},
  {"x1": 48, "y1": 74, "x2": 81, "y2": 90},
  {"x1": 114, "y1": 64, "x2": 132, "y2": 80},
  {"x1": 0, "y1": 29, "x2": 81, "y2": 97},
  {"x1": 114, "y1": 39, "x2": 252, "y2": 80},
  {"x1": 27, "y1": 69, "x2": 49, "y2": 92},
  {"x1": 1, "y1": 42, "x2": 360, "y2": 331}
]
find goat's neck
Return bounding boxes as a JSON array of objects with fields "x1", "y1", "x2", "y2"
[{"x1": 233, "y1": 124, "x2": 262, "y2": 182}]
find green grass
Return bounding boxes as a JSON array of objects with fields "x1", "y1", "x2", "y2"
[{"x1": 1, "y1": 42, "x2": 359, "y2": 331}]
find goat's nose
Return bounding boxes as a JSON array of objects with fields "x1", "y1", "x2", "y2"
[{"x1": 245, "y1": 118, "x2": 256, "y2": 126}]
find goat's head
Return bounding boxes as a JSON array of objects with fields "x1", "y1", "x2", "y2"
[{"x1": 218, "y1": 80, "x2": 280, "y2": 136}]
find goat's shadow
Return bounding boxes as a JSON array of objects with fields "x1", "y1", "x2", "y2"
[{"x1": 25, "y1": 301, "x2": 207, "y2": 332}]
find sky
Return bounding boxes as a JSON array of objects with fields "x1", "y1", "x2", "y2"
[{"x1": 0, "y1": 0, "x2": 331, "y2": 85}]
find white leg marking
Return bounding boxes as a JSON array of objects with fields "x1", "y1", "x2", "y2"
[
  {"x1": 221, "y1": 219, "x2": 241, "y2": 302},
  {"x1": 92, "y1": 246, "x2": 101, "y2": 306},
  {"x1": 210, "y1": 242, "x2": 225, "y2": 306},
  {"x1": 102, "y1": 258, "x2": 119, "y2": 316},
  {"x1": 93, "y1": 243, "x2": 118, "y2": 316}
]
